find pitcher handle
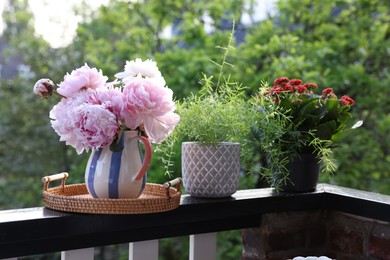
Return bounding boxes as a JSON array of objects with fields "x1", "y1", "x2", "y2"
[{"x1": 133, "y1": 135, "x2": 152, "y2": 181}]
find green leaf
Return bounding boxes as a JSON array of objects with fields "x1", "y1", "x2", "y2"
[{"x1": 316, "y1": 120, "x2": 337, "y2": 140}]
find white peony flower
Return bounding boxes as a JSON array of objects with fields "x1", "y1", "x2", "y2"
[{"x1": 115, "y1": 58, "x2": 166, "y2": 87}]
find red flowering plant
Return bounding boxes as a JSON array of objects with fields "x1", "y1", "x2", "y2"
[
  {"x1": 268, "y1": 77, "x2": 358, "y2": 143},
  {"x1": 252, "y1": 77, "x2": 362, "y2": 189}
]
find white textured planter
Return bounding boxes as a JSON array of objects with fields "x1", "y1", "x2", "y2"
[{"x1": 182, "y1": 142, "x2": 240, "y2": 198}]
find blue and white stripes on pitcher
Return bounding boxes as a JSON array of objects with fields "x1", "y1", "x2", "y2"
[{"x1": 85, "y1": 130, "x2": 152, "y2": 199}]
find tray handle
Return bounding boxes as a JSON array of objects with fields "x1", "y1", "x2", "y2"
[
  {"x1": 163, "y1": 177, "x2": 182, "y2": 198},
  {"x1": 41, "y1": 172, "x2": 69, "y2": 192}
]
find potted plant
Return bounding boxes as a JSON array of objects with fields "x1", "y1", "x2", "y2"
[
  {"x1": 33, "y1": 59, "x2": 180, "y2": 198},
  {"x1": 252, "y1": 77, "x2": 362, "y2": 192},
  {"x1": 159, "y1": 29, "x2": 257, "y2": 198}
]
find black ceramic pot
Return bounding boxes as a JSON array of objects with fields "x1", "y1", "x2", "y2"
[{"x1": 280, "y1": 153, "x2": 320, "y2": 192}]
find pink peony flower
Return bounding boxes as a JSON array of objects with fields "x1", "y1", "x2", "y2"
[
  {"x1": 33, "y1": 78, "x2": 55, "y2": 98},
  {"x1": 88, "y1": 86, "x2": 124, "y2": 121},
  {"x1": 115, "y1": 58, "x2": 166, "y2": 87},
  {"x1": 56, "y1": 64, "x2": 108, "y2": 98},
  {"x1": 143, "y1": 111, "x2": 180, "y2": 143},
  {"x1": 50, "y1": 94, "x2": 87, "y2": 153},
  {"x1": 71, "y1": 104, "x2": 120, "y2": 152},
  {"x1": 50, "y1": 91, "x2": 120, "y2": 154},
  {"x1": 121, "y1": 76, "x2": 179, "y2": 143}
]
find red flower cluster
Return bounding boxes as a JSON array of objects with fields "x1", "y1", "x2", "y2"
[
  {"x1": 269, "y1": 77, "x2": 355, "y2": 107},
  {"x1": 322, "y1": 87, "x2": 334, "y2": 95},
  {"x1": 269, "y1": 77, "x2": 318, "y2": 95},
  {"x1": 340, "y1": 95, "x2": 355, "y2": 106},
  {"x1": 258, "y1": 76, "x2": 360, "y2": 149}
]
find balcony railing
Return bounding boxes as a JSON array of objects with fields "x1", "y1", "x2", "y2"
[{"x1": 1, "y1": 184, "x2": 389, "y2": 260}]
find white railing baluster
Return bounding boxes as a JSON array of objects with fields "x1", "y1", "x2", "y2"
[
  {"x1": 129, "y1": 240, "x2": 158, "y2": 260},
  {"x1": 61, "y1": 248, "x2": 94, "y2": 260},
  {"x1": 190, "y1": 233, "x2": 216, "y2": 260}
]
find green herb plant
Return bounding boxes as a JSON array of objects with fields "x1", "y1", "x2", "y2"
[{"x1": 157, "y1": 24, "x2": 257, "y2": 176}]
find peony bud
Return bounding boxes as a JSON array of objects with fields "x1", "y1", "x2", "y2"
[{"x1": 33, "y1": 78, "x2": 55, "y2": 98}]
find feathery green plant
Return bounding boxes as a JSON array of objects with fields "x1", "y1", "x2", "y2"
[{"x1": 156, "y1": 23, "x2": 257, "y2": 175}]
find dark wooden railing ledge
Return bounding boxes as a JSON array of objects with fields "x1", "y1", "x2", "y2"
[{"x1": 1, "y1": 184, "x2": 389, "y2": 258}]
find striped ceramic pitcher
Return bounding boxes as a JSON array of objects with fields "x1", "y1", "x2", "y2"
[{"x1": 85, "y1": 130, "x2": 152, "y2": 199}]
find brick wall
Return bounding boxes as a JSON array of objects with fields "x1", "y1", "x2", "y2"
[{"x1": 242, "y1": 210, "x2": 390, "y2": 260}]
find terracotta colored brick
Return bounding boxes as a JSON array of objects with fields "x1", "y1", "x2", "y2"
[
  {"x1": 262, "y1": 211, "x2": 323, "y2": 229},
  {"x1": 369, "y1": 235, "x2": 390, "y2": 260},
  {"x1": 329, "y1": 227, "x2": 363, "y2": 254},
  {"x1": 268, "y1": 229, "x2": 306, "y2": 251}
]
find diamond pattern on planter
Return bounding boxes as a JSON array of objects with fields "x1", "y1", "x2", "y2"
[{"x1": 182, "y1": 142, "x2": 240, "y2": 198}]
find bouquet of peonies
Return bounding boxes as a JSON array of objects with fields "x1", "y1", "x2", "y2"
[
  {"x1": 264, "y1": 76, "x2": 360, "y2": 143},
  {"x1": 34, "y1": 59, "x2": 180, "y2": 154}
]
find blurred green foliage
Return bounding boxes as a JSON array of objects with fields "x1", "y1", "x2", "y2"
[{"x1": 0, "y1": 0, "x2": 389, "y2": 259}]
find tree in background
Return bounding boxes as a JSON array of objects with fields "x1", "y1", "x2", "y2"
[
  {"x1": 73, "y1": 0, "x2": 247, "y2": 98},
  {"x1": 0, "y1": 0, "x2": 85, "y2": 208}
]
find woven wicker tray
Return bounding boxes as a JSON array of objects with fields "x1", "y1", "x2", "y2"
[{"x1": 41, "y1": 173, "x2": 182, "y2": 214}]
